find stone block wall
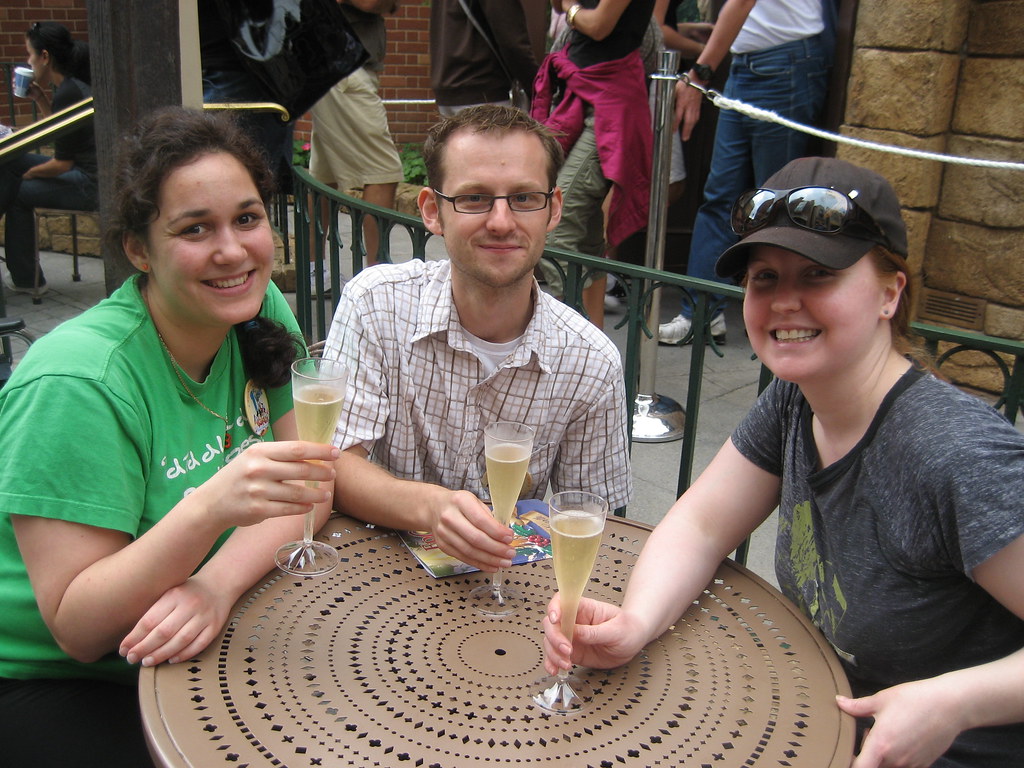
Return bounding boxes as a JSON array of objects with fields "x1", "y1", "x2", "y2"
[{"x1": 838, "y1": 0, "x2": 1024, "y2": 392}]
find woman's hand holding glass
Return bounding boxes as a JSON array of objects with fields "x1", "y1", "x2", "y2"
[
  {"x1": 532, "y1": 491, "x2": 608, "y2": 713},
  {"x1": 276, "y1": 357, "x2": 349, "y2": 576},
  {"x1": 189, "y1": 440, "x2": 338, "y2": 530},
  {"x1": 541, "y1": 596, "x2": 647, "y2": 675}
]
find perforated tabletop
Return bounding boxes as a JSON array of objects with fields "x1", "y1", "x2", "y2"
[{"x1": 140, "y1": 514, "x2": 854, "y2": 768}]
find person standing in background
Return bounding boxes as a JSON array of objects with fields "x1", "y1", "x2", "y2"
[
  {"x1": 429, "y1": 0, "x2": 541, "y2": 117},
  {"x1": 308, "y1": 0, "x2": 404, "y2": 284},
  {"x1": 533, "y1": 0, "x2": 655, "y2": 330},
  {"x1": 659, "y1": 0, "x2": 834, "y2": 345}
]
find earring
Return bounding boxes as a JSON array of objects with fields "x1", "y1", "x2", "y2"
[
  {"x1": 882, "y1": 309, "x2": 890, "y2": 316},
  {"x1": 139, "y1": 264, "x2": 149, "y2": 272}
]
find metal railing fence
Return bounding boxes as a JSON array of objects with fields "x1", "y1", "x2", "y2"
[
  {"x1": 292, "y1": 166, "x2": 758, "y2": 520},
  {"x1": 290, "y1": 168, "x2": 1024, "y2": 521}
]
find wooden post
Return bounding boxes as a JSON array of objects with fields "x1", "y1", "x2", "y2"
[{"x1": 86, "y1": 0, "x2": 183, "y2": 294}]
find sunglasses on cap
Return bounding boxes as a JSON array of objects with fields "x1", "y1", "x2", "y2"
[{"x1": 731, "y1": 186, "x2": 892, "y2": 249}]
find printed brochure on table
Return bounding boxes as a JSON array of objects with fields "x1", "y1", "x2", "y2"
[{"x1": 397, "y1": 499, "x2": 552, "y2": 578}]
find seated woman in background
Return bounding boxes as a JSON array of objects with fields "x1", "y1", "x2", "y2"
[
  {"x1": 542, "y1": 157, "x2": 1024, "y2": 768},
  {"x1": 0, "y1": 21, "x2": 98, "y2": 295},
  {"x1": 0, "y1": 107, "x2": 339, "y2": 767}
]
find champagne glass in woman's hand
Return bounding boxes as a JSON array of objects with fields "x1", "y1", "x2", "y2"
[
  {"x1": 469, "y1": 421, "x2": 534, "y2": 616},
  {"x1": 275, "y1": 357, "x2": 347, "y2": 576},
  {"x1": 532, "y1": 491, "x2": 608, "y2": 713}
]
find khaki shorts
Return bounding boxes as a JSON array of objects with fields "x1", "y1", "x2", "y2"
[{"x1": 309, "y1": 67, "x2": 403, "y2": 190}]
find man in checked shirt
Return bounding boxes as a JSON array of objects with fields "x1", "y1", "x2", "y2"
[{"x1": 322, "y1": 105, "x2": 632, "y2": 573}]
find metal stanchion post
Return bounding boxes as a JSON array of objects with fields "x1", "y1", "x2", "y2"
[{"x1": 632, "y1": 50, "x2": 685, "y2": 443}]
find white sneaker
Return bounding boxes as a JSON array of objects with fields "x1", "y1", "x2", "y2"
[
  {"x1": 4, "y1": 278, "x2": 48, "y2": 297},
  {"x1": 658, "y1": 312, "x2": 727, "y2": 345},
  {"x1": 604, "y1": 275, "x2": 627, "y2": 312},
  {"x1": 310, "y1": 265, "x2": 343, "y2": 298}
]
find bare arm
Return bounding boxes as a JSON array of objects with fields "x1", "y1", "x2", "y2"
[
  {"x1": 22, "y1": 157, "x2": 75, "y2": 179},
  {"x1": 117, "y1": 412, "x2": 338, "y2": 666},
  {"x1": 674, "y1": 0, "x2": 755, "y2": 139},
  {"x1": 333, "y1": 445, "x2": 514, "y2": 572},
  {"x1": 543, "y1": 439, "x2": 780, "y2": 672},
  {"x1": 15, "y1": 418, "x2": 339, "y2": 664},
  {"x1": 841, "y1": 533, "x2": 1024, "y2": 768},
  {"x1": 23, "y1": 80, "x2": 52, "y2": 117},
  {"x1": 556, "y1": 0, "x2": 634, "y2": 43}
]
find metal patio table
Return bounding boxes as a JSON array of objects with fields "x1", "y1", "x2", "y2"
[{"x1": 140, "y1": 512, "x2": 854, "y2": 767}]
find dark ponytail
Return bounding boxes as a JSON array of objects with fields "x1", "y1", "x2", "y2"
[{"x1": 235, "y1": 317, "x2": 304, "y2": 390}]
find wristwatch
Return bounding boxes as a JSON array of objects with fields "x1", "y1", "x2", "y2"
[
  {"x1": 566, "y1": 3, "x2": 583, "y2": 29},
  {"x1": 691, "y1": 62, "x2": 714, "y2": 83}
]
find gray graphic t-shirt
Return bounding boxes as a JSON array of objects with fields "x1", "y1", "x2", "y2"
[{"x1": 732, "y1": 368, "x2": 1024, "y2": 765}]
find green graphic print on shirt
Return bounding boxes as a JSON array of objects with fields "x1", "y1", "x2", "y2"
[{"x1": 783, "y1": 500, "x2": 850, "y2": 661}]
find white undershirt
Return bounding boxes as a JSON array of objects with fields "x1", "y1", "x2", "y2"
[{"x1": 464, "y1": 330, "x2": 524, "y2": 377}]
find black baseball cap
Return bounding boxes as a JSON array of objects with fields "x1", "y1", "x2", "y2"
[{"x1": 715, "y1": 157, "x2": 908, "y2": 280}]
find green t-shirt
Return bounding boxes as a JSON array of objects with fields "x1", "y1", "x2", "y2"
[{"x1": 0, "y1": 276, "x2": 301, "y2": 684}]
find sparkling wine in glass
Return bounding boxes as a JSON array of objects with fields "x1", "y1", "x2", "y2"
[
  {"x1": 275, "y1": 356, "x2": 348, "y2": 577},
  {"x1": 469, "y1": 421, "x2": 534, "y2": 616},
  {"x1": 532, "y1": 491, "x2": 608, "y2": 713}
]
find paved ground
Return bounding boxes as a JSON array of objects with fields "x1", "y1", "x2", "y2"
[{"x1": 3, "y1": 242, "x2": 780, "y2": 586}]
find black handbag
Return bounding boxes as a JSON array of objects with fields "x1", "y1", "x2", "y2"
[{"x1": 215, "y1": 0, "x2": 369, "y2": 118}]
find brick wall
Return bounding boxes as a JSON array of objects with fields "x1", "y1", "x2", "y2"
[{"x1": 380, "y1": 2, "x2": 437, "y2": 147}]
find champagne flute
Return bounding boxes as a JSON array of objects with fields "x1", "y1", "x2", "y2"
[
  {"x1": 469, "y1": 421, "x2": 535, "y2": 616},
  {"x1": 275, "y1": 356, "x2": 348, "y2": 577},
  {"x1": 531, "y1": 491, "x2": 608, "y2": 714}
]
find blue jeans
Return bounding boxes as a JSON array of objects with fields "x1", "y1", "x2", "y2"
[
  {"x1": 682, "y1": 34, "x2": 829, "y2": 318},
  {"x1": 0, "y1": 153, "x2": 98, "y2": 287}
]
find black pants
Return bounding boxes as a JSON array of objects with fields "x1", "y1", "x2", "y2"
[{"x1": 0, "y1": 677, "x2": 154, "y2": 767}]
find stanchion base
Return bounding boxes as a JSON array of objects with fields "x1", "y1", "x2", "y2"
[{"x1": 632, "y1": 393, "x2": 685, "y2": 443}]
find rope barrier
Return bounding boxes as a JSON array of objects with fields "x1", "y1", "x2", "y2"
[{"x1": 682, "y1": 77, "x2": 1024, "y2": 172}]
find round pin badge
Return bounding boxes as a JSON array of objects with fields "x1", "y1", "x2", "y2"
[{"x1": 244, "y1": 379, "x2": 271, "y2": 436}]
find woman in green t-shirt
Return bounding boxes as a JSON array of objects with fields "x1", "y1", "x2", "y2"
[{"x1": 0, "y1": 108, "x2": 340, "y2": 766}]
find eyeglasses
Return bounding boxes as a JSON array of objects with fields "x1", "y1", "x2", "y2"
[
  {"x1": 432, "y1": 189, "x2": 554, "y2": 214},
  {"x1": 731, "y1": 186, "x2": 891, "y2": 248}
]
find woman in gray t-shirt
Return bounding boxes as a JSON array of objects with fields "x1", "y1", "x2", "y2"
[{"x1": 540, "y1": 157, "x2": 1024, "y2": 767}]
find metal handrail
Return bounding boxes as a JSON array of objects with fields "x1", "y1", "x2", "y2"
[
  {"x1": 0, "y1": 97, "x2": 94, "y2": 163},
  {"x1": 203, "y1": 101, "x2": 291, "y2": 122},
  {"x1": 913, "y1": 322, "x2": 1024, "y2": 424}
]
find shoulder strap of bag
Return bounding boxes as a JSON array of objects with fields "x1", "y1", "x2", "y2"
[{"x1": 456, "y1": 0, "x2": 516, "y2": 85}]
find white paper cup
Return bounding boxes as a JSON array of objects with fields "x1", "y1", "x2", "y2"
[{"x1": 13, "y1": 67, "x2": 33, "y2": 98}]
